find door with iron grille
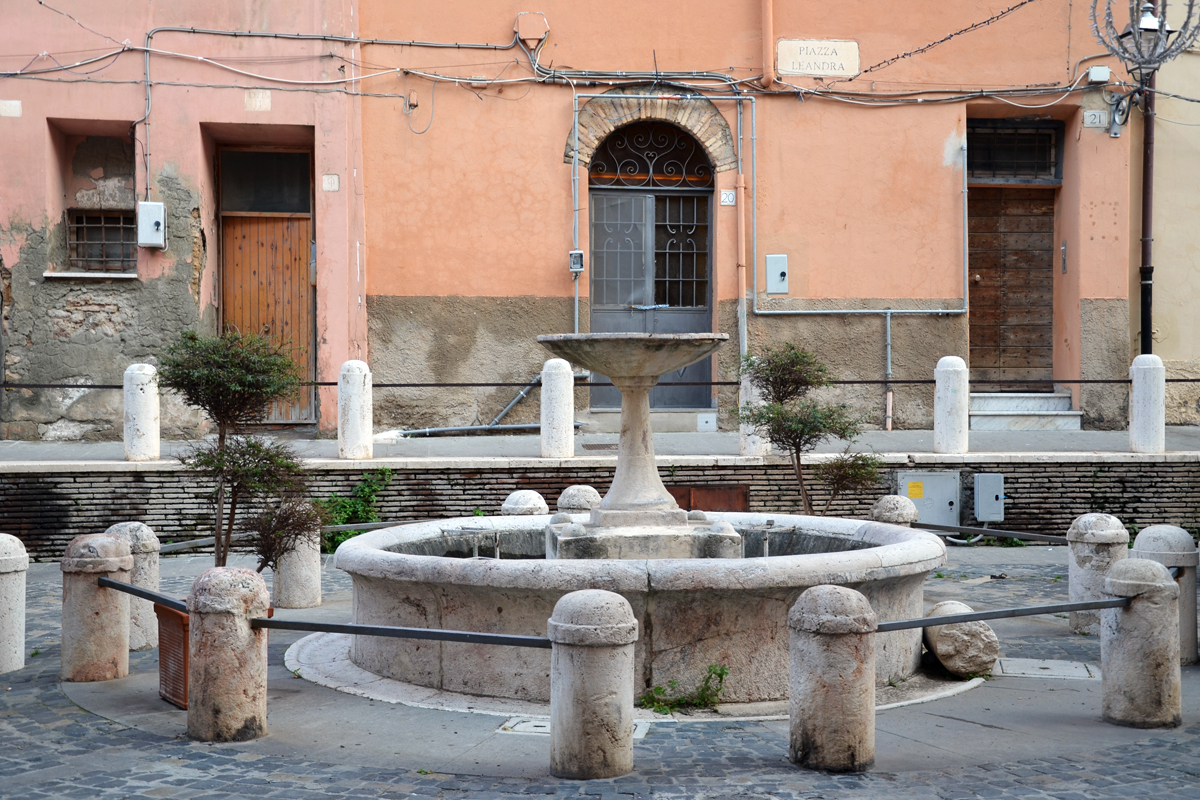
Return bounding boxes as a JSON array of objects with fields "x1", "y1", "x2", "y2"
[{"x1": 588, "y1": 121, "x2": 714, "y2": 409}]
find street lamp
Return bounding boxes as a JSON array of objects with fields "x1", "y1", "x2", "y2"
[{"x1": 1091, "y1": 1, "x2": 1200, "y2": 354}]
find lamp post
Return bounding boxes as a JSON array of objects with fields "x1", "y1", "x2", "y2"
[{"x1": 1091, "y1": 1, "x2": 1200, "y2": 354}]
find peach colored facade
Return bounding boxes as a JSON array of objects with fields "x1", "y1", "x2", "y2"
[{"x1": 1, "y1": 1, "x2": 1138, "y2": 437}]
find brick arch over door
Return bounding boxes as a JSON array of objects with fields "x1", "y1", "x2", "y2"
[{"x1": 564, "y1": 86, "x2": 738, "y2": 172}]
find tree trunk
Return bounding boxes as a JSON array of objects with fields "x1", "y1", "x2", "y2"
[
  {"x1": 212, "y1": 424, "x2": 230, "y2": 567},
  {"x1": 221, "y1": 490, "x2": 240, "y2": 567},
  {"x1": 791, "y1": 452, "x2": 813, "y2": 515}
]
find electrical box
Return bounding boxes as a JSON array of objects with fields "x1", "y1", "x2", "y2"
[
  {"x1": 568, "y1": 249, "x2": 584, "y2": 273},
  {"x1": 765, "y1": 253, "x2": 788, "y2": 294},
  {"x1": 137, "y1": 202, "x2": 167, "y2": 249},
  {"x1": 973, "y1": 473, "x2": 1005, "y2": 522},
  {"x1": 1087, "y1": 65, "x2": 1112, "y2": 84},
  {"x1": 897, "y1": 471, "x2": 960, "y2": 527}
]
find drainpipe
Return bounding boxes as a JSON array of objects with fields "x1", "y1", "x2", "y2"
[
  {"x1": 761, "y1": 0, "x2": 776, "y2": 89},
  {"x1": 1139, "y1": 74, "x2": 1156, "y2": 355},
  {"x1": 885, "y1": 310, "x2": 893, "y2": 431},
  {"x1": 737, "y1": 106, "x2": 748, "y2": 359}
]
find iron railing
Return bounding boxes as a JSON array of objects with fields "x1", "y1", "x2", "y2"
[
  {"x1": 876, "y1": 597, "x2": 1130, "y2": 633},
  {"x1": 917, "y1": 522, "x2": 1067, "y2": 544},
  {"x1": 97, "y1": 576, "x2": 187, "y2": 613}
]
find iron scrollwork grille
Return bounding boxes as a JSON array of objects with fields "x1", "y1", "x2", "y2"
[{"x1": 589, "y1": 121, "x2": 714, "y2": 190}]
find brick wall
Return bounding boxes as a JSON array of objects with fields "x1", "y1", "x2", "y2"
[{"x1": 2, "y1": 459, "x2": 1197, "y2": 559}]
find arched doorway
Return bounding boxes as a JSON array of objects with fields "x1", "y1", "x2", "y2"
[{"x1": 588, "y1": 120, "x2": 715, "y2": 409}]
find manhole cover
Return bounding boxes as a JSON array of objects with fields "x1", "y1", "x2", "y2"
[
  {"x1": 582, "y1": 443, "x2": 618, "y2": 451},
  {"x1": 498, "y1": 716, "x2": 651, "y2": 738}
]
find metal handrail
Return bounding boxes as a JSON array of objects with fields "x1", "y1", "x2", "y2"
[
  {"x1": 97, "y1": 576, "x2": 187, "y2": 613},
  {"x1": 876, "y1": 597, "x2": 1131, "y2": 633},
  {"x1": 917, "y1": 522, "x2": 1068, "y2": 544},
  {"x1": 249, "y1": 618, "x2": 552, "y2": 649},
  {"x1": 159, "y1": 532, "x2": 255, "y2": 554}
]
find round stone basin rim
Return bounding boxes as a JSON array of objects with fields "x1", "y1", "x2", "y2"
[{"x1": 537, "y1": 333, "x2": 729, "y2": 379}]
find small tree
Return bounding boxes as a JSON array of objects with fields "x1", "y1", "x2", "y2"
[
  {"x1": 244, "y1": 497, "x2": 328, "y2": 574},
  {"x1": 740, "y1": 344, "x2": 881, "y2": 515},
  {"x1": 159, "y1": 330, "x2": 304, "y2": 565}
]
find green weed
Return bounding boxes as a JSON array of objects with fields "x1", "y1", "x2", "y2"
[{"x1": 637, "y1": 664, "x2": 730, "y2": 715}]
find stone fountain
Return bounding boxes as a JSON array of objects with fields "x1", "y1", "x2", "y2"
[{"x1": 537, "y1": 333, "x2": 740, "y2": 560}]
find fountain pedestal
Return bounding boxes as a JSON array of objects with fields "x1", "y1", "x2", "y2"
[{"x1": 537, "y1": 334, "x2": 741, "y2": 560}]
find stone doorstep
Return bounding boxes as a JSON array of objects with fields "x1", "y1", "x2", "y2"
[{"x1": 993, "y1": 658, "x2": 1100, "y2": 680}]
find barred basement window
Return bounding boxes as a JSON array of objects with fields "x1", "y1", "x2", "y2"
[
  {"x1": 967, "y1": 123, "x2": 1063, "y2": 183},
  {"x1": 67, "y1": 210, "x2": 138, "y2": 271}
]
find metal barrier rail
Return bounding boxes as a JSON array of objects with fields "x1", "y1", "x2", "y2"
[
  {"x1": 876, "y1": 597, "x2": 1130, "y2": 633},
  {"x1": 917, "y1": 522, "x2": 1068, "y2": 544},
  {"x1": 97, "y1": 576, "x2": 187, "y2": 613},
  {"x1": 159, "y1": 532, "x2": 254, "y2": 554},
  {"x1": 248, "y1": 618, "x2": 552, "y2": 649}
]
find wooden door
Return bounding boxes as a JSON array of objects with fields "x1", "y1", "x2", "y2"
[
  {"x1": 968, "y1": 187, "x2": 1055, "y2": 389},
  {"x1": 220, "y1": 214, "x2": 315, "y2": 421}
]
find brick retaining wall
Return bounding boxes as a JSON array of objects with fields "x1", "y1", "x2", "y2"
[{"x1": 2, "y1": 457, "x2": 1197, "y2": 559}]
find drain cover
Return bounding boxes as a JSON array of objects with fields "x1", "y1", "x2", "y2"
[
  {"x1": 498, "y1": 716, "x2": 651, "y2": 738},
  {"x1": 581, "y1": 443, "x2": 618, "y2": 451}
]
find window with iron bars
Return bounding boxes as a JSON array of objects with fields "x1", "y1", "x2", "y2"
[
  {"x1": 967, "y1": 123, "x2": 1062, "y2": 183},
  {"x1": 67, "y1": 210, "x2": 138, "y2": 272}
]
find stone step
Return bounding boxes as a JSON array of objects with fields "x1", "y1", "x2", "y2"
[
  {"x1": 968, "y1": 410, "x2": 1083, "y2": 431},
  {"x1": 969, "y1": 392, "x2": 1073, "y2": 413}
]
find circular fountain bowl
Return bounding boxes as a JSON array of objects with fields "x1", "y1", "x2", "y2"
[
  {"x1": 537, "y1": 333, "x2": 728, "y2": 378},
  {"x1": 334, "y1": 514, "x2": 946, "y2": 704}
]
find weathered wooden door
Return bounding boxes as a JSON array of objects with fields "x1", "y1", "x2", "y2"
[
  {"x1": 968, "y1": 187, "x2": 1055, "y2": 389},
  {"x1": 219, "y1": 149, "x2": 315, "y2": 423}
]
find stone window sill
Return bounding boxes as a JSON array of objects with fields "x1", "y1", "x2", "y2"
[{"x1": 43, "y1": 271, "x2": 139, "y2": 280}]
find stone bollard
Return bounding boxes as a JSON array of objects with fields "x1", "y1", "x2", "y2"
[
  {"x1": 739, "y1": 372, "x2": 771, "y2": 456},
  {"x1": 501, "y1": 489, "x2": 549, "y2": 515},
  {"x1": 1101, "y1": 558, "x2": 1181, "y2": 728},
  {"x1": 1129, "y1": 354, "x2": 1166, "y2": 454},
  {"x1": 871, "y1": 495, "x2": 919, "y2": 526},
  {"x1": 105, "y1": 522, "x2": 160, "y2": 651},
  {"x1": 1132, "y1": 525, "x2": 1199, "y2": 665},
  {"x1": 1067, "y1": 513, "x2": 1129, "y2": 635},
  {"x1": 273, "y1": 531, "x2": 322, "y2": 608},
  {"x1": 933, "y1": 356, "x2": 969, "y2": 454},
  {"x1": 60, "y1": 534, "x2": 132, "y2": 681},
  {"x1": 557, "y1": 484, "x2": 602, "y2": 513},
  {"x1": 788, "y1": 585, "x2": 877, "y2": 773},
  {"x1": 0, "y1": 534, "x2": 29, "y2": 674},
  {"x1": 547, "y1": 589, "x2": 638, "y2": 780},
  {"x1": 338, "y1": 360, "x2": 373, "y2": 460},
  {"x1": 123, "y1": 363, "x2": 160, "y2": 461},
  {"x1": 541, "y1": 358, "x2": 575, "y2": 458},
  {"x1": 923, "y1": 600, "x2": 1000, "y2": 677},
  {"x1": 187, "y1": 568, "x2": 270, "y2": 742}
]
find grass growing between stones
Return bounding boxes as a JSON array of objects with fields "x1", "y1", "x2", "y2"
[{"x1": 637, "y1": 664, "x2": 730, "y2": 715}]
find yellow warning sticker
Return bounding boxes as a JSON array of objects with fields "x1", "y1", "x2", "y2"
[{"x1": 908, "y1": 481, "x2": 923, "y2": 499}]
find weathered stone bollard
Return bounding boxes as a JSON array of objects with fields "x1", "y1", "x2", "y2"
[
  {"x1": 338, "y1": 360, "x2": 373, "y2": 460},
  {"x1": 1101, "y1": 558, "x2": 1181, "y2": 728},
  {"x1": 541, "y1": 358, "x2": 575, "y2": 458},
  {"x1": 1129, "y1": 354, "x2": 1165, "y2": 454},
  {"x1": 60, "y1": 534, "x2": 132, "y2": 681},
  {"x1": 548, "y1": 589, "x2": 638, "y2": 780},
  {"x1": 0, "y1": 534, "x2": 29, "y2": 674},
  {"x1": 923, "y1": 600, "x2": 1000, "y2": 677},
  {"x1": 273, "y1": 530, "x2": 322, "y2": 608},
  {"x1": 557, "y1": 484, "x2": 601, "y2": 513},
  {"x1": 502, "y1": 489, "x2": 549, "y2": 515},
  {"x1": 933, "y1": 356, "x2": 969, "y2": 455},
  {"x1": 739, "y1": 372, "x2": 771, "y2": 456},
  {"x1": 1067, "y1": 513, "x2": 1129, "y2": 635},
  {"x1": 105, "y1": 522, "x2": 160, "y2": 651},
  {"x1": 788, "y1": 585, "x2": 877, "y2": 773},
  {"x1": 123, "y1": 363, "x2": 160, "y2": 461},
  {"x1": 1132, "y1": 525, "x2": 1199, "y2": 665},
  {"x1": 871, "y1": 495, "x2": 919, "y2": 526},
  {"x1": 187, "y1": 568, "x2": 270, "y2": 742}
]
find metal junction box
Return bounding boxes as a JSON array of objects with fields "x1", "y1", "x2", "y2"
[
  {"x1": 765, "y1": 253, "x2": 788, "y2": 294},
  {"x1": 973, "y1": 473, "x2": 1005, "y2": 522},
  {"x1": 897, "y1": 471, "x2": 960, "y2": 527},
  {"x1": 137, "y1": 201, "x2": 167, "y2": 249}
]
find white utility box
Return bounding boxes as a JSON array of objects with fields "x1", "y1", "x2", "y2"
[
  {"x1": 137, "y1": 202, "x2": 167, "y2": 249},
  {"x1": 765, "y1": 253, "x2": 788, "y2": 294},
  {"x1": 896, "y1": 471, "x2": 961, "y2": 527},
  {"x1": 973, "y1": 473, "x2": 1005, "y2": 522}
]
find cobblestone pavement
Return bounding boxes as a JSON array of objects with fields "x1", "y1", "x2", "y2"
[{"x1": 3, "y1": 555, "x2": 1200, "y2": 799}]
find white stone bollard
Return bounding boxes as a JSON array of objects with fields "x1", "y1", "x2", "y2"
[
  {"x1": 123, "y1": 364, "x2": 160, "y2": 462},
  {"x1": 273, "y1": 531, "x2": 322, "y2": 608},
  {"x1": 60, "y1": 534, "x2": 132, "y2": 681},
  {"x1": 1067, "y1": 513, "x2": 1129, "y2": 635},
  {"x1": 870, "y1": 495, "x2": 919, "y2": 526},
  {"x1": 0, "y1": 534, "x2": 29, "y2": 674},
  {"x1": 338, "y1": 360, "x2": 373, "y2": 460},
  {"x1": 501, "y1": 489, "x2": 549, "y2": 515},
  {"x1": 1101, "y1": 558, "x2": 1181, "y2": 728},
  {"x1": 1132, "y1": 525, "x2": 1199, "y2": 665},
  {"x1": 923, "y1": 600, "x2": 1000, "y2": 677},
  {"x1": 547, "y1": 589, "x2": 638, "y2": 780},
  {"x1": 105, "y1": 522, "x2": 160, "y2": 651},
  {"x1": 739, "y1": 372, "x2": 771, "y2": 456},
  {"x1": 933, "y1": 356, "x2": 969, "y2": 454},
  {"x1": 788, "y1": 585, "x2": 877, "y2": 773},
  {"x1": 541, "y1": 358, "x2": 575, "y2": 458},
  {"x1": 557, "y1": 484, "x2": 602, "y2": 513},
  {"x1": 1129, "y1": 354, "x2": 1166, "y2": 454},
  {"x1": 187, "y1": 568, "x2": 270, "y2": 742}
]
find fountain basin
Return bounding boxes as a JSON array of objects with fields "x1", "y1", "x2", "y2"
[{"x1": 334, "y1": 513, "x2": 946, "y2": 703}]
